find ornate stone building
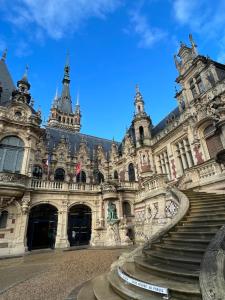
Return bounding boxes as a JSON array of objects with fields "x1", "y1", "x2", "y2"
[{"x1": 0, "y1": 34, "x2": 225, "y2": 275}]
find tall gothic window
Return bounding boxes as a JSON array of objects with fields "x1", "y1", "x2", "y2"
[
  {"x1": 128, "y1": 163, "x2": 135, "y2": 182},
  {"x1": 0, "y1": 211, "x2": 8, "y2": 228},
  {"x1": 32, "y1": 165, "x2": 43, "y2": 179},
  {"x1": 175, "y1": 138, "x2": 194, "y2": 173},
  {"x1": 157, "y1": 150, "x2": 171, "y2": 179},
  {"x1": 122, "y1": 201, "x2": 131, "y2": 217},
  {"x1": 95, "y1": 171, "x2": 104, "y2": 184},
  {"x1": 0, "y1": 136, "x2": 24, "y2": 173},
  {"x1": 76, "y1": 171, "x2": 86, "y2": 183},
  {"x1": 54, "y1": 168, "x2": 65, "y2": 181},
  {"x1": 139, "y1": 126, "x2": 144, "y2": 144},
  {"x1": 114, "y1": 170, "x2": 119, "y2": 180}
]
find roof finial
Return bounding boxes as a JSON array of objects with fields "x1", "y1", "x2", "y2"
[
  {"x1": 76, "y1": 91, "x2": 80, "y2": 106},
  {"x1": 1, "y1": 49, "x2": 7, "y2": 62},
  {"x1": 189, "y1": 33, "x2": 198, "y2": 56},
  {"x1": 22, "y1": 64, "x2": 29, "y2": 82},
  {"x1": 54, "y1": 86, "x2": 58, "y2": 100},
  {"x1": 66, "y1": 50, "x2": 70, "y2": 66},
  {"x1": 136, "y1": 84, "x2": 140, "y2": 94}
]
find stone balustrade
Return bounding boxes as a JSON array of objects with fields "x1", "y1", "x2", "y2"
[
  {"x1": 29, "y1": 179, "x2": 138, "y2": 193},
  {"x1": 178, "y1": 158, "x2": 224, "y2": 189},
  {"x1": 137, "y1": 174, "x2": 168, "y2": 201}
]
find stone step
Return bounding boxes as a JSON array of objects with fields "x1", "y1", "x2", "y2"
[
  {"x1": 134, "y1": 256, "x2": 199, "y2": 281},
  {"x1": 162, "y1": 236, "x2": 211, "y2": 247},
  {"x1": 121, "y1": 262, "x2": 201, "y2": 300},
  {"x1": 176, "y1": 224, "x2": 223, "y2": 232},
  {"x1": 153, "y1": 243, "x2": 206, "y2": 255},
  {"x1": 92, "y1": 274, "x2": 123, "y2": 300},
  {"x1": 108, "y1": 268, "x2": 161, "y2": 300},
  {"x1": 169, "y1": 231, "x2": 215, "y2": 240},
  {"x1": 190, "y1": 201, "x2": 225, "y2": 208},
  {"x1": 190, "y1": 206, "x2": 225, "y2": 213},
  {"x1": 186, "y1": 214, "x2": 225, "y2": 221},
  {"x1": 77, "y1": 280, "x2": 96, "y2": 300},
  {"x1": 182, "y1": 218, "x2": 225, "y2": 225},
  {"x1": 143, "y1": 249, "x2": 202, "y2": 265},
  {"x1": 150, "y1": 245, "x2": 203, "y2": 261},
  {"x1": 188, "y1": 209, "x2": 225, "y2": 215},
  {"x1": 187, "y1": 194, "x2": 225, "y2": 200}
]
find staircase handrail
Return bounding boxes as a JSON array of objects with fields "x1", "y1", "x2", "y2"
[
  {"x1": 110, "y1": 187, "x2": 190, "y2": 270},
  {"x1": 200, "y1": 224, "x2": 225, "y2": 300},
  {"x1": 143, "y1": 187, "x2": 190, "y2": 250}
]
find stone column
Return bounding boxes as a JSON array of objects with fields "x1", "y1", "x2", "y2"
[
  {"x1": 21, "y1": 147, "x2": 30, "y2": 175},
  {"x1": 55, "y1": 201, "x2": 69, "y2": 249},
  {"x1": 11, "y1": 193, "x2": 31, "y2": 255}
]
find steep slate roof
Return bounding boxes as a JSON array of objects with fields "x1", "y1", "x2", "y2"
[
  {"x1": 0, "y1": 58, "x2": 15, "y2": 106},
  {"x1": 45, "y1": 127, "x2": 119, "y2": 159},
  {"x1": 151, "y1": 106, "x2": 180, "y2": 136}
]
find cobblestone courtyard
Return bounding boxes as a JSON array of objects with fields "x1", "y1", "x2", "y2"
[{"x1": 0, "y1": 248, "x2": 127, "y2": 300}]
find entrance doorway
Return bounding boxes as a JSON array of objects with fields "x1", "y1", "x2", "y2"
[
  {"x1": 27, "y1": 204, "x2": 58, "y2": 251},
  {"x1": 68, "y1": 204, "x2": 92, "y2": 246}
]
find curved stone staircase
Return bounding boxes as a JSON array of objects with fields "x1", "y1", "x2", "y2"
[{"x1": 77, "y1": 190, "x2": 225, "y2": 300}]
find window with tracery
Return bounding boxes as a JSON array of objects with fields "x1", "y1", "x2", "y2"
[{"x1": 0, "y1": 136, "x2": 24, "y2": 173}]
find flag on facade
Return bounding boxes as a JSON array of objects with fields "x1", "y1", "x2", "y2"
[
  {"x1": 75, "y1": 162, "x2": 81, "y2": 175},
  {"x1": 43, "y1": 154, "x2": 51, "y2": 170}
]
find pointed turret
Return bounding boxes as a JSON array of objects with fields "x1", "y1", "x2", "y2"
[
  {"x1": 0, "y1": 49, "x2": 15, "y2": 106},
  {"x1": 132, "y1": 85, "x2": 152, "y2": 147},
  {"x1": 59, "y1": 53, "x2": 72, "y2": 114},
  {"x1": 12, "y1": 65, "x2": 31, "y2": 105},
  {"x1": 48, "y1": 54, "x2": 82, "y2": 132},
  {"x1": 1, "y1": 49, "x2": 7, "y2": 62},
  {"x1": 134, "y1": 84, "x2": 145, "y2": 115}
]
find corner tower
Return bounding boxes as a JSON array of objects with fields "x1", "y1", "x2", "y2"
[
  {"x1": 48, "y1": 55, "x2": 81, "y2": 132},
  {"x1": 132, "y1": 85, "x2": 152, "y2": 147}
]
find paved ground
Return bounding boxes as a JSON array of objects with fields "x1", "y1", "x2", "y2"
[{"x1": 0, "y1": 248, "x2": 129, "y2": 300}]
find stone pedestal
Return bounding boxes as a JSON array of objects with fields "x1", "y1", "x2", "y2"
[{"x1": 105, "y1": 220, "x2": 121, "y2": 246}]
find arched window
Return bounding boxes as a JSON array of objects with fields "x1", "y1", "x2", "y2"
[
  {"x1": 95, "y1": 171, "x2": 104, "y2": 184},
  {"x1": 0, "y1": 136, "x2": 24, "y2": 173},
  {"x1": 139, "y1": 126, "x2": 144, "y2": 142},
  {"x1": 204, "y1": 125, "x2": 223, "y2": 158},
  {"x1": 32, "y1": 165, "x2": 43, "y2": 179},
  {"x1": 0, "y1": 211, "x2": 8, "y2": 228},
  {"x1": 122, "y1": 201, "x2": 131, "y2": 217},
  {"x1": 54, "y1": 168, "x2": 65, "y2": 181},
  {"x1": 128, "y1": 163, "x2": 135, "y2": 182},
  {"x1": 114, "y1": 170, "x2": 118, "y2": 180},
  {"x1": 76, "y1": 171, "x2": 86, "y2": 183}
]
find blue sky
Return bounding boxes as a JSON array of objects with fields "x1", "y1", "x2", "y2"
[{"x1": 1, "y1": 0, "x2": 225, "y2": 141}]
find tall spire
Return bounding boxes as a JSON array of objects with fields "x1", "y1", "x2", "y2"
[
  {"x1": 60, "y1": 52, "x2": 72, "y2": 114},
  {"x1": 1, "y1": 49, "x2": 7, "y2": 62},
  {"x1": 134, "y1": 84, "x2": 145, "y2": 114}
]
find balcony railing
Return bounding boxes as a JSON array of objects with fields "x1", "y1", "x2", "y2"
[{"x1": 29, "y1": 179, "x2": 139, "y2": 192}]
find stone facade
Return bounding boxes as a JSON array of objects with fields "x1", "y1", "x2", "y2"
[{"x1": 0, "y1": 35, "x2": 225, "y2": 256}]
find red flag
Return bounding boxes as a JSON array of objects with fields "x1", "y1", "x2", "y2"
[{"x1": 75, "y1": 163, "x2": 81, "y2": 175}]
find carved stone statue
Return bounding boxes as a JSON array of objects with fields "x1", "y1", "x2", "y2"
[{"x1": 107, "y1": 201, "x2": 118, "y2": 223}]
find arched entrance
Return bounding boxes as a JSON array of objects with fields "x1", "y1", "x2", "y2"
[
  {"x1": 68, "y1": 204, "x2": 92, "y2": 246},
  {"x1": 27, "y1": 204, "x2": 58, "y2": 251}
]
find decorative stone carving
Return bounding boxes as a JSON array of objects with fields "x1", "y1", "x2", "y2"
[
  {"x1": 200, "y1": 225, "x2": 225, "y2": 300},
  {"x1": 102, "y1": 182, "x2": 118, "y2": 200}
]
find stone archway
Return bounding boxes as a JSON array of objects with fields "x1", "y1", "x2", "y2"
[
  {"x1": 68, "y1": 204, "x2": 92, "y2": 246},
  {"x1": 27, "y1": 204, "x2": 58, "y2": 251}
]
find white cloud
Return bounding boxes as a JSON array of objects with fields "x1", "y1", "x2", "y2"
[
  {"x1": 0, "y1": 0, "x2": 122, "y2": 39},
  {"x1": 129, "y1": 10, "x2": 166, "y2": 48},
  {"x1": 173, "y1": 0, "x2": 225, "y2": 62}
]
